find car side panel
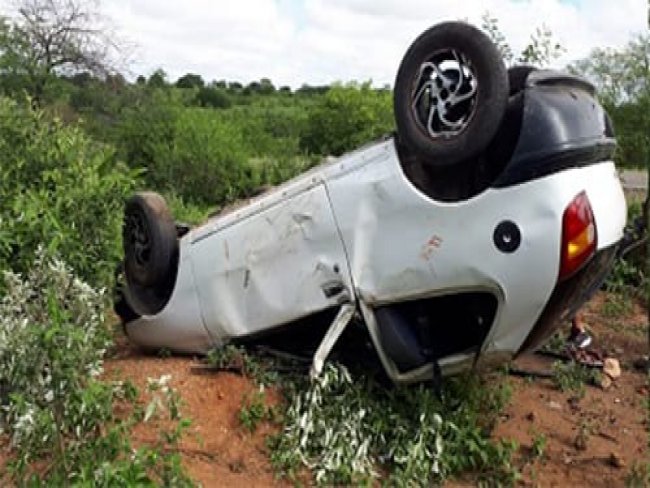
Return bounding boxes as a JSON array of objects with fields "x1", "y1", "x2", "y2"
[
  {"x1": 324, "y1": 141, "x2": 625, "y2": 380},
  {"x1": 189, "y1": 183, "x2": 353, "y2": 340},
  {"x1": 124, "y1": 238, "x2": 214, "y2": 353}
]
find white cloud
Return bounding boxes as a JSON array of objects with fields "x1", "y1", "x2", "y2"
[{"x1": 6, "y1": 0, "x2": 647, "y2": 87}]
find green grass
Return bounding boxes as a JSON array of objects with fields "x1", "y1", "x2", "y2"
[{"x1": 552, "y1": 360, "x2": 601, "y2": 396}]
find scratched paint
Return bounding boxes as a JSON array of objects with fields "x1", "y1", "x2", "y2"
[
  {"x1": 124, "y1": 138, "x2": 626, "y2": 384},
  {"x1": 420, "y1": 235, "x2": 443, "y2": 261},
  {"x1": 190, "y1": 182, "x2": 353, "y2": 340}
]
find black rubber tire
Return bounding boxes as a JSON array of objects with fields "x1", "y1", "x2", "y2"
[
  {"x1": 507, "y1": 65, "x2": 537, "y2": 96},
  {"x1": 123, "y1": 192, "x2": 177, "y2": 288},
  {"x1": 394, "y1": 22, "x2": 509, "y2": 167}
]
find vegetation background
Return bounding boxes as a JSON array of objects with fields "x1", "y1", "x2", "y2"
[
  {"x1": 0, "y1": 3, "x2": 647, "y2": 287},
  {"x1": 0, "y1": 0, "x2": 647, "y2": 485}
]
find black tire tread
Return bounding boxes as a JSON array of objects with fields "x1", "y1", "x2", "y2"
[
  {"x1": 394, "y1": 22, "x2": 509, "y2": 168},
  {"x1": 123, "y1": 192, "x2": 177, "y2": 289}
]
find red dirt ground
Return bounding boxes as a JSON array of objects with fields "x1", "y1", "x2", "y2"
[
  {"x1": 104, "y1": 343, "x2": 288, "y2": 487},
  {"x1": 1, "y1": 291, "x2": 647, "y2": 486},
  {"x1": 108, "y1": 292, "x2": 648, "y2": 487},
  {"x1": 489, "y1": 293, "x2": 649, "y2": 487}
]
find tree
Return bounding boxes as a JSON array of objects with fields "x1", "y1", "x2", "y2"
[
  {"x1": 147, "y1": 68, "x2": 167, "y2": 88},
  {"x1": 227, "y1": 81, "x2": 242, "y2": 92},
  {"x1": 570, "y1": 36, "x2": 650, "y2": 107},
  {"x1": 481, "y1": 12, "x2": 564, "y2": 67},
  {"x1": 243, "y1": 80, "x2": 261, "y2": 95},
  {"x1": 176, "y1": 72, "x2": 204, "y2": 89},
  {"x1": 194, "y1": 86, "x2": 231, "y2": 108},
  {"x1": 0, "y1": 0, "x2": 124, "y2": 103},
  {"x1": 570, "y1": 35, "x2": 650, "y2": 172},
  {"x1": 258, "y1": 77, "x2": 275, "y2": 95}
]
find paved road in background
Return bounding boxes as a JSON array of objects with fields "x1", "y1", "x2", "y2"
[{"x1": 620, "y1": 169, "x2": 648, "y2": 191}]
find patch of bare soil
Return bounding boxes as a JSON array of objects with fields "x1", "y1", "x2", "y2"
[
  {"x1": 493, "y1": 292, "x2": 648, "y2": 487},
  {"x1": 104, "y1": 342, "x2": 288, "y2": 487}
]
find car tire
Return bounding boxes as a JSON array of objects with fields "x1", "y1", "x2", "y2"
[
  {"x1": 123, "y1": 192, "x2": 178, "y2": 289},
  {"x1": 394, "y1": 22, "x2": 509, "y2": 168}
]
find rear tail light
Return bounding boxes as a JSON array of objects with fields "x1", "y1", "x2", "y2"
[{"x1": 559, "y1": 191, "x2": 597, "y2": 281}]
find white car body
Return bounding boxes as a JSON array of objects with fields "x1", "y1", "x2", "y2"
[{"x1": 124, "y1": 134, "x2": 626, "y2": 383}]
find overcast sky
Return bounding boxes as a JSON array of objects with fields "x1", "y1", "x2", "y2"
[{"x1": 7, "y1": 0, "x2": 650, "y2": 87}]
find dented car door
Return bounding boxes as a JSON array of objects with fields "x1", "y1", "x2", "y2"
[{"x1": 189, "y1": 178, "x2": 353, "y2": 341}]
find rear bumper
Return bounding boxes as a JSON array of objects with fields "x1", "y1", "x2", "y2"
[{"x1": 517, "y1": 243, "x2": 618, "y2": 354}]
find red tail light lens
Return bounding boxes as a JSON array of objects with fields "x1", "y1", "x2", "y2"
[{"x1": 559, "y1": 191, "x2": 597, "y2": 281}]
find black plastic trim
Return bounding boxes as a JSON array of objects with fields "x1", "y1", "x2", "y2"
[
  {"x1": 494, "y1": 78, "x2": 615, "y2": 188},
  {"x1": 374, "y1": 292, "x2": 497, "y2": 373},
  {"x1": 525, "y1": 69, "x2": 595, "y2": 95},
  {"x1": 494, "y1": 142, "x2": 615, "y2": 188}
]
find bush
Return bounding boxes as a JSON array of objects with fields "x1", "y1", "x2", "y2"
[
  {"x1": 0, "y1": 250, "x2": 193, "y2": 485},
  {"x1": 195, "y1": 86, "x2": 231, "y2": 108},
  {"x1": 606, "y1": 200, "x2": 647, "y2": 298},
  {"x1": 269, "y1": 363, "x2": 518, "y2": 486},
  {"x1": 0, "y1": 97, "x2": 138, "y2": 287},
  {"x1": 155, "y1": 108, "x2": 252, "y2": 205},
  {"x1": 300, "y1": 82, "x2": 393, "y2": 156},
  {"x1": 117, "y1": 98, "x2": 313, "y2": 206},
  {"x1": 0, "y1": 250, "x2": 112, "y2": 466},
  {"x1": 114, "y1": 89, "x2": 182, "y2": 177}
]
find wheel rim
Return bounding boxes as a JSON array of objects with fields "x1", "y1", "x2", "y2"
[
  {"x1": 125, "y1": 211, "x2": 152, "y2": 270},
  {"x1": 410, "y1": 49, "x2": 478, "y2": 139}
]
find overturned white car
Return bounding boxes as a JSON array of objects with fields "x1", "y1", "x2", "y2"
[{"x1": 115, "y1": 22, "x2": 627, "y2": 384}]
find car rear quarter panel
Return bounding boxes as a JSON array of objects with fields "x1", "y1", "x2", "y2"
[{"x1": 324, "y1": 141, "x2": 626, "y2": 364}]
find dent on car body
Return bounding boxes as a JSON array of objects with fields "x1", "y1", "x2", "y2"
[
  {"x1": 119, "y1": 24, "x2": 628, "y2": 385},
  {"x1": 124, "y1": 136, "x2": 625, "y2": 383}
]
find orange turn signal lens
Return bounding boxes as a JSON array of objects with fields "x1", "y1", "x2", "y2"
[{"x1": 559, "y1": 192, "x2": 597, "y2": 281}]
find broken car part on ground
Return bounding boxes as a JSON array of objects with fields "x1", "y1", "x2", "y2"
[{"x1": 115, "y1": 22, "x2": 627, "y2": 384}]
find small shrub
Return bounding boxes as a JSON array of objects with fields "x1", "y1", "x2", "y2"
[
  {"x1": 195, "y1": 86, "x2": 231, "y2": 108},
  {"x1": 300, "y1": 82, "x2": 393, "y2": 156},
  {"x1": 552, "y1": 360, "x2": 600, "y2": 395},
  {"x1": 531, "y1": 432, "x2": 547, "y2": 460},
  {"x1": 542, "y1": 331, "x2": 568, "y2": 354},
  {"x1": 206, "y1": 344, "x2": 280, "y2": 386},
  {"x1": 605, "y1": 200, "x2": 648, "y2": 300},
  {"x1": 166, "y1": 193, "x2": 212, "y2": 225},
  {"x1": 574, "y1": 418, "x2": 593, "y2": 451},
  {"x1": 206, "y1": 344, "x2": 247, "y2": 370},
  {"x1": 268, "y1": 363, "x2": 518, "y2": 486},
  {"x1": 0, "y1": 250, "x2": 193, "y2": 485},
  {"x1": 626, "y1": 461, "x2": 650, "y2": 487},
  {"x1": 601, "y1": 292, "x2": 634, "y2": 317},
  {"x1": 0, "y1": 97, "x2": 138, "y2": 287},
  {"x1": 239, "y1": 388, "x2": 274, "y2": 433}
]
